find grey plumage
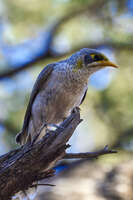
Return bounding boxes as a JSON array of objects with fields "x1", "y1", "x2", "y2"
[
  {"x1": 16, "y1": 48, "x2": 117, "y2": 145},
  {"x1": 16, "y1": 63, "x2": 54, "y2": 144}
]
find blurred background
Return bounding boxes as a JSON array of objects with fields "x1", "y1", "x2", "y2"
[{"x1": 0, "y1": 0, "x2": 133, "y2": 199}]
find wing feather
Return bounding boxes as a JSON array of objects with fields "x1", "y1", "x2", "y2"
[{"x1": 16, "y1": 63, "x2": 55, "y2": 143}]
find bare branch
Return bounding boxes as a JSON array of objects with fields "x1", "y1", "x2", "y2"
[
  {"x1": 0, "y1": 108, "x2": 81, "y2": 200},
  {"x1": 30, "y1": 183, "x2": 55, "y2": 187},
  {"x1": 0, "y1": 108, "x2": 117, "y2": 200},
  {"x1": 0, "y1": 7, "x2": 91, "y2": 80},
  {"x1": 0, "y1": 39, "x2": 132, "y2": 80},
  {"x1": 64, "y1": 145, "x2": 117, "y2": 159}
]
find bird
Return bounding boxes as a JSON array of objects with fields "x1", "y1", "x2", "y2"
[{"x1": 16, "y1": 48, "x2": 118, "y2": 145}]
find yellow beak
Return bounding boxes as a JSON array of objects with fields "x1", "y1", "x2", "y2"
[
  {"x1": 88, "y1": 61, "x2": 119, "y2": 68},
  {"x1": 98, "y1": 61, "x2": 119, "y2": 68}
]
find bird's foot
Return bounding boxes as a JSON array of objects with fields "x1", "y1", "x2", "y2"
[{"x1": 46, "y1": 124, "x2": 64, "y2": 133}]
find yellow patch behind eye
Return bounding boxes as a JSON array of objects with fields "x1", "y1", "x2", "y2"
[
  {"x1": 73, "y1": 59, "x2": 83, "y2": 72},
  {"x1": 91, "y1": 54, "x2": 95, "y2": 59}
]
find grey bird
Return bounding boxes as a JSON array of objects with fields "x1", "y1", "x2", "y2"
[{"x1": 16, "y1": 48, "x2": 118, "y2": 145}]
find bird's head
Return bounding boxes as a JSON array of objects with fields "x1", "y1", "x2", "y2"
[{"x1": 69, "y1": 48, "x2": 118, "y2": 74}]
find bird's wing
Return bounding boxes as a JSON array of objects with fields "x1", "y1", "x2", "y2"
[
  {"x1": 21, "y1": 63, "x2": 55, "y2": 134},
  {"x1": 80, "y1": 89, "x2": 88, "y2": 105}
]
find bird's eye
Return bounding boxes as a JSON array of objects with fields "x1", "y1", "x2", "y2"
[
  {"x1": 84, "y1": 54, "x2": 93, "y2": 64},
  {"x1": 92, "y1": 54, "x2": 104, "y2": 62},
  {"x1": 84, "y1": 53, "x2": 107, "y2": 66}
]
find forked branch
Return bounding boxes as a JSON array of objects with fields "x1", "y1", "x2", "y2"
[{"x1": 0, "y1": 108, "x2": 117, "y2": 200}]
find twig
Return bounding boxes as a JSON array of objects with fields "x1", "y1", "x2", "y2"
[
  {"x1": 64, "y1": 145, "x2": 117, "y2": 159},
  {"x1": 30, "y1": 183, "x2": 55, "y2": 187}
]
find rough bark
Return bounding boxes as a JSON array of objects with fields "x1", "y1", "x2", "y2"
[{"x1": 0, "y1": 108, "x2": 116, "y2": 200}]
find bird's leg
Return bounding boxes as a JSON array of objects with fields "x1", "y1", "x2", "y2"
[{"x1": 47, "y1": 108, "x2": 80, "y2": 132}]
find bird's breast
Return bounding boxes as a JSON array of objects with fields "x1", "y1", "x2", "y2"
[{"x1": 32, "y1": 70, "x2": 88, "y2": 124}]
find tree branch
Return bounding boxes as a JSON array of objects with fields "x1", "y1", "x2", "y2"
[
  {"x1": 0, "y1": 6, "x2": 92, "y2": 80},
  {"x1": 0, "y1": 108, "x2": 117, "y2": 200},
  {"x1": 0, "y1": 0, "x2": 121, "y2": 80},
  {"x1": 0, "y1": 108, "x2": 81, "y2": 200},
  {"x1": 64, "y1": 145, "x2": 117, "y2": 159}
]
